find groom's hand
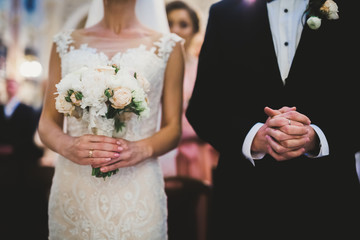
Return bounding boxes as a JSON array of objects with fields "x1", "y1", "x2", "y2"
[
  {"x1": 251, "y1": 106, "x2": 298, "y2": 156},
  {"x1": 264, "y1": 107, "x2": 318, "y2": 161}
]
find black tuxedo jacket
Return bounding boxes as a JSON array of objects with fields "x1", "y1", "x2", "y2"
[
  {"x1": 186, "y1": 0, "x2": 360, "y2": 238},
  {"x1": 0, "y1": 103, "x2": 42, "y2": 185}
]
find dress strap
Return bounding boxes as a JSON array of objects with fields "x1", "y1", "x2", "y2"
[
  {"x1": 53, "y1": 29, "x2": 74, "y2": 58},
  {"x1": 154, "y1": 33, "x2": 183, "y2": 62}
]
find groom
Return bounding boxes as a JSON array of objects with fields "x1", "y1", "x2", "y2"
[{"x1": 186, "y1": 0, "x2": 360, "y2": 239}]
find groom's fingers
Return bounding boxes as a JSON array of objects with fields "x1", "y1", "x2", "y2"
[
  {"x1": 264, "y1": 106, "x2": 311, "y2": 125},
  {"x1": 266, "y1": 136, "x2": 306, "y2": 161},
  {"x1": 264, "y1": 106, "x2": 282, "y2": 118},
  {"x1": 278, "y1": 106, "x2": 296, "y2": 113},
  {"x1": 266, "y1": 127, "x2": 309, "y2": 141},
  {"x1": 267, "y1": 116, "x2": 304, "y2": 128},
  {"x1": 275, "y1": 111, "x2": 311, "y2": 125},
  {"x1": 267, "y1": 144, "x2": 306, "y2": 161},
  {"x1": 264, "y1": 106, "x2": 296, "y2": 118}
]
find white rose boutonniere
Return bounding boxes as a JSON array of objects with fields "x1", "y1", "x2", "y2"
[
  {"x1": 306, "y1": 0, "x2": 339, "y2": 30},
  {"x1": 307, "y1": 16, "x2": 322, "y2": 30},
  {"x1": 320, "y1": 0, "x2": 339, "y2": 20}
]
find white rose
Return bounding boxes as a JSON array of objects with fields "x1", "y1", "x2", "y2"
[
  {"x1": 307, "y1": 16, "x2": 322, "y2": 30},
  {"x1": 55, "y1": 94, "x2": 75, "y2": 115},
  {"x1": 132, "y1": 88, "x2": 146, "y2": 103},
  {"x1": 95, "y1": 65, "x2": 116, "y2": 75},
  {"x1": 321, "y1": 0, "x2": 339, "y2": 20},
  {"x1": 136, "y1": 73, "x2": 150, "y2": 92},
  {"x1": 140, "y1": 107, "x2": 150, "y2": 118},
  {"x1": 109, "y1": 87, "x2": 132, "y2": 109}
]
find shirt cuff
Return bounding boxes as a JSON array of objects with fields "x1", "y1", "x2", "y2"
[
  {"x1": 306, "y1": 124, "x2": 329, "y2": 158},
  {"x1": 242, "y1": 123, "x2": 265, "y2": 166}
]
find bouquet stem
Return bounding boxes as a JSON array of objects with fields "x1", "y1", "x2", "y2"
[
  {"x1": 92, "y1": 167, "x2": 119, "y2": 180},
  {"x1": 91, "y1": 127, "x2": 119, "y2": 180}
]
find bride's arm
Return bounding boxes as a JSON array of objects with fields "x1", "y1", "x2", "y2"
[
  {"x1": 96, "y1": 41, "x2": 185, "y2": 173},
  {"x1": 154, "y1": 41, "x2": 185, "y2": 156},
  {"x1": 38, "y1": 43, "x2": 122, "y2": 166}
]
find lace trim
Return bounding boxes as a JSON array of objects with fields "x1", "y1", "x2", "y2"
[
  {"x1": 53, "y1": 29, "x2": 74, "y2": 57},
  {"x1": 53, "y1": 30, "x2": 182, "y2": 62},
  {"x1": 155, "y1": 33, "x2": 183, "y2": 62}
]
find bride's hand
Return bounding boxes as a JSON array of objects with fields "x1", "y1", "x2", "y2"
[
  {"x1": 63, "y1": 134, "x2": 123, "y2": 166},
  {"x1": 92, "y1": 138, "x2": 152, "y2": 173}
]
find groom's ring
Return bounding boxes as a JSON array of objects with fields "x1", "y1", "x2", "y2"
[
  {"x1": 88, "y1": 149, "x2": 94, "y2": 158},
  {"x1": 288, "y1": 119, "x2": 291, "y2": 125}
]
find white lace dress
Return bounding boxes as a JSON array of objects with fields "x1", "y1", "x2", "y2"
[{"x1": 49, "y1": 30, "x2": 182, "y2": 240}]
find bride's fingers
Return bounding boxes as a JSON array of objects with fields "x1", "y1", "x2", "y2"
[
  {"x1": 115, "y1": 138, "x2": 129, "y2": 150},
  {"x1": 89, "y1": 157, "x2": 112, "y2": 167},
  {"x1": 100, "y1": 160, "x2": 129, "y2": 173},
  {"x1": 86, "y1": 142, "x2": 123, "y2": 152},
  {"x1": 82, "y1": 149, "x2": 120, "y2": 159},
  {"x1": 84, "y1": 134, "x2": 122, "y2": 144}
]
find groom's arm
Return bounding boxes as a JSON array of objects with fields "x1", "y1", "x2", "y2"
[{"x1": 186, "y1": 5, "x2": 256, "y2": 155}]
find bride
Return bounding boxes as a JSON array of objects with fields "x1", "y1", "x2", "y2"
[{"x1": 38, "y1": 0, "x2": 184, "y2": 239}]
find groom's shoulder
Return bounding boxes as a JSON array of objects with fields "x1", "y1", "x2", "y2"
[
  {"x1": 210, "y1": 0, "x2": 238, "y2": 11},
  {"x1": 210, "y1": 0, "x2": 253, "y2": 17}
]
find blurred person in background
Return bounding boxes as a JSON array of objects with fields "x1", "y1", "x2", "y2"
[
  {"x1": 164, "y1": 0, "x2": 219, "y2": 185},
  {"x1": 0, "y1": 77, "x2": 45, "y2": 239}
]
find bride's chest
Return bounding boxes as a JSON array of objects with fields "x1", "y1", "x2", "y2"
[{"x1": 61, "y1": 44, "x2": 166, "y2": 81}]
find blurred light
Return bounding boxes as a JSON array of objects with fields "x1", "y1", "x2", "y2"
[{"x1": 19, "y1": 59, "x2": 42, "y2": 78}]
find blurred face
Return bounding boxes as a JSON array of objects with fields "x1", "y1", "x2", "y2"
[
  {"x1": 167, "y1": 9, "x2": 195, "y2": 44},
  {"x1": 5, "y1": 79, "x2": 19, "y2": 98}
]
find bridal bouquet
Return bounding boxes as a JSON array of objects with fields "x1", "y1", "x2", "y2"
[{"x1": 55, "y1": 64, "x2": 150, "y2": 179}]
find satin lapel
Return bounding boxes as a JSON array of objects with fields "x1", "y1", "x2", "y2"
[{"x1": 287, "y1": 17, "x2": 323, "y2": 82}]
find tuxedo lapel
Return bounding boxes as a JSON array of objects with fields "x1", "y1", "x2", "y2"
[
  {"x1": 287, "y1": 18, "x2": 312, "y2": 80},
  {"x1": 287, "y1": 15, "x2": 331, "y2": 83}
]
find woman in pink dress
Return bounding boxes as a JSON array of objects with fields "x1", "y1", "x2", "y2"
[{"x1": 166, "y1": 1, "x2": 219, "y2": 185}]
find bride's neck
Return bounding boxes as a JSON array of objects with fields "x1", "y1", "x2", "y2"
[{"x1": 102, "y1": 0, "x2": 139, "y2": 34}]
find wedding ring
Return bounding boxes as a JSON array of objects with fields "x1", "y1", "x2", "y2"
[
  {"x1": 288, "y1": 119, "x2": 291, "y2": 125},
  {"x1": 88, "y1": 149, "x2": 94, "y2": 158}
]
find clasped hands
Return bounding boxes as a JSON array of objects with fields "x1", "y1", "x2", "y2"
[
  {"x1": 63, "y1": 135, "x2": 151, "y2": 173},
  {"x1": 252, "y1": 106, "x2": 318, "y2": 161}
]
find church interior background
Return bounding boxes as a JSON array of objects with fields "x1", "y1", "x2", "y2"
[{"x1": 0, "y1": 0, "x2": 219, "y2": 108}]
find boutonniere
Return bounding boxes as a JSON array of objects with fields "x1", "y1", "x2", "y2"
[{"x1": 306, "y1": 0, "x2": 339, "y2": 30}]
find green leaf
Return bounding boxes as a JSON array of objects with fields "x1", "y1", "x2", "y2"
[
  {"x1": 104, "y1": 88, "x2": 113, "y2": 98},
  {"x1": 111, "y1": 64, "x2": 119, "y2": 74},
  {"x1": 114, "y1": 118, "x2": 125, "y2": 132},
  {"x1": 65, "y1": 96, "x2": 72, "y2": 102},
  {"x1": 75, "y1": 91, "x2": 83, "y2": 100},
  {"x1": 92, "y1": 167, "x2": 119, "y2": 180},
  {"x1": 106, "y1": 105, "x2": 119, "y2": 119}
]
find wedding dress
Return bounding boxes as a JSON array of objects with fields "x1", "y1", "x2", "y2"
[{"x1": 49, "y1": 29, "x2": 182, "y2": 240}]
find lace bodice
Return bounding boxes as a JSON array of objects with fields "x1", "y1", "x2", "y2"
[
  {"x1": 48, "y1": 30, "x2": 182, "y2": 240},
  {"x1": 54, "y1": 29, "x2": 182, "y2": 140}
]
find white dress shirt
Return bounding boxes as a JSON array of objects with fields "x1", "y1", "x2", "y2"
[
  {"x1": 4, "y1": 97, "x2": 20, "y2": 118},
  {"x1": 242, "y1": 0, "x2": 329, "y2": 165}
]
